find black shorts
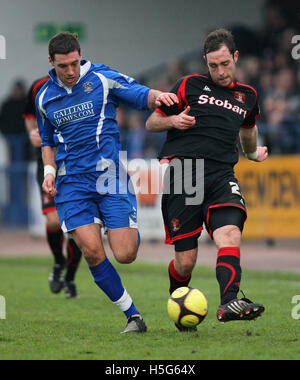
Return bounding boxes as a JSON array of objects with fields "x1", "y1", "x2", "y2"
[
  {"x1": 162, "y1": 158, "x2": 247, "y2": 244},
  {"x1": 37, "y1": 157, "x2": 56, "y2": 215}
]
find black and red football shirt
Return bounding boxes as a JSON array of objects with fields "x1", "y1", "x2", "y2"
[
  {"x1": 23, "y1": 76, "x2": 50, "y2": 160},
  {"x1": 156, "y1": 73, "x2": 260, "y2": 165},
  {"x1": 23, "y1": 76, "x2": 50, "y2": 119}
]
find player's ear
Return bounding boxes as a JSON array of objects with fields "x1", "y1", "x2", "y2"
[
  {"x1": 233, "y1": 50, "x2": 239, "y2": 63},
  {"x1": 48, "y1": 55, "x2": 55, "y2": 66}
]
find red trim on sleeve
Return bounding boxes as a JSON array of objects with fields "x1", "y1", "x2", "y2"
[
  {"x1": 42, "y1": 206, "x2": 57, "y2": 215},
  {"x1": 155, "y1": 108, "x2": 167, "y2": 116},
  {"x1": 177, "y1": 75, "x2": 208, "y2": 110},
  {"x1": 177, "y1": 74, "x2": 208, "y2": 110},
  {"x1": 159, "y1": 156, "x2": 179, "y2": 164},
  {"x1": 32, "y1": 76, "x2": 50, "y2": 103},
  {"x1": 22, "y1": 113, "x2": 36, "y2": 120}
]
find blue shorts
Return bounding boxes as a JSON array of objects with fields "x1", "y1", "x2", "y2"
[{"x1": 55, "y1": 172, "x2": 138, "y2": 233}]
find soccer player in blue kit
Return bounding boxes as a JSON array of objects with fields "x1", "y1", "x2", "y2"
[{"x1": 36, "y1": 32, "x2": 178, "y2": 333}]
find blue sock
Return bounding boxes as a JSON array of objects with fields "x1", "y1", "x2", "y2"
[{"x1": 89, "y1": 258, "x2": 140, "y2": 319}]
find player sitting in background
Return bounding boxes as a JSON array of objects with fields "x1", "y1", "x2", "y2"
[{"x1": 23, "y1": 77, "x2": 82, "y2": 299}]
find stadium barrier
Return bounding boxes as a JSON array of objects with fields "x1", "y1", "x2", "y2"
[
  {"x1": 134, "y1": 156, "x2": 300, "y2": 240},
  {"x1": 0, "y1": 163, "x2": 29, "y2": 227},
  {"x1": 235, "y1": 155, "x2": 300, "y2": 239},
  {"x1": 13, "y1": 155, "x2": 300, "y2": 241}
]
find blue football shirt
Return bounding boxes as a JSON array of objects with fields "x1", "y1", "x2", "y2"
[{"x1": 36, "y1": 60, "x2": 150, "y2": 176}]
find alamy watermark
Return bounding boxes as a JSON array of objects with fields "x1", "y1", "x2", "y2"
[
  {"x1": 95, "y1": 152, "x2": 204, "y2": 206},
  {"x1": 0, "y1": 35, "x2": 6, "y2": 59},
  {"x1": 291, "y1": 295, "x2": 300, "y2": 320},
  {"x1": 291, "y1": 35, "x2": 300, "y2": 60},
  {"x1": 0, "y1": 295, "x2": 6, "y2": 319}
]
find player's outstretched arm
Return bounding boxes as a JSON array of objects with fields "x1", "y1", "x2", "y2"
[
  {"x1": 147, "y1": 89, "x2": 179, "y2": 110},
  {"x1": 240, "y1": 126, "x2": 268, "y2": 162},
  {"x1": 146, "y1": 106, "x2": 196, "y2": 133}
]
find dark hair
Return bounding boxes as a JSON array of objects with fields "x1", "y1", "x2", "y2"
[
  {"x1": 48, "y1": 32, "x2": 81, "y2": 61},
  {"x1": 204, "y1": 29, "x2": 236, "y2": 56}
]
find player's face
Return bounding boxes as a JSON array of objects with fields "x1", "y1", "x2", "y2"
[
  {"x1": 49, "y1": 51, "x2": 81, "y2": 87},
  {"x1": 205, "y1": 45, "x2": 238, "y2": 87}
]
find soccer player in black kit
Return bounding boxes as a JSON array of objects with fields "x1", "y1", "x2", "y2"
[
  {"x1": 23, "y1": 76, "x2": 82, "y2": 298},
  {"x1": 146, "y1": 29, "x2": 268, "y2": 330}
]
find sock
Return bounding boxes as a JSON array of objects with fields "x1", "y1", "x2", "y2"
[
  {"x1": 216, "y1": 247, "x2": 241, "y2": 305},
  {"x1": 46, "y1": 225, "x2": 65, "y2": 266},
  {"x1": 168, "y1": 259, "x2": 191, "y2": 295},
  {"x1": 89, "y1": 258, "x2": 140, "y2": 319},
  {"x1": 65, "y1": 238, "x2": 82, "y2": 282}
]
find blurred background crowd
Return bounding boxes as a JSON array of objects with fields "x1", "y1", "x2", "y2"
[
  {"x1": 1, "y1": 0, "x2": 300, "y2": 165},
  {"x1": 0, "y1": 0, "x2": 300, "y2": 228}
]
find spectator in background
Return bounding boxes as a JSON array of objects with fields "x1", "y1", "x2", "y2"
[
  {"x1": 116, "y1": 106, "x2": 130, "y2": 152},
  {"x1": 144, "y1": 129, "x2": 166, "y2": 159},
  {"x1": 166, "y1": 60, "x2": 187, "y2": 86},
  {"x1": 126, "y1": 111, "x2": 147, "y2": 159},
  {"x1": 0, "y1": 80, "x2": 29, "y2": 162},
  {"x1": 0, "y1": 80, "x2": 29, "y2": 226}
]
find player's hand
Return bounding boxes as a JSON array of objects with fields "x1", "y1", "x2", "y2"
[
  {"x1": 252, "y1": 146, "x2": 268, "y2": 162},
  {"x1": 155, "y1": 92, "x2": 179, "y2": 107},
  {"x1": 29, "y1": 128, "x2": 42, "y2": 148},
  {"x1": 42, "y1": 175, "x2": 57, "y2": 197},
  {"x1": 172, "y1": 106, "x2": 196, "y2": 130}
]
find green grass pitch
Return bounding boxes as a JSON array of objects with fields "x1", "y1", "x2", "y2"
[{"x1": 0, "y1": 256, "x2": 299, "y2": 360}]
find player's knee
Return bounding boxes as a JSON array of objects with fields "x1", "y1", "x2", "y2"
[
  {"x1": 214, "y1": 225, "x2": 241, "y2": 248},
  {"x1": 175, "y1": 253, "x2": 197, "y2": 276},
  {"x1": 81, "y1": 244, "x2": 105, "y2": 266},
  {"x1": 115, "y1": 247, "x2": 138, "y2": 264},
  {"x1": 225, "y1": 226, "x2": 241, "y2": 246},
  {"x1": 179, "y1": 258, "x2": 196, "y2": 275},
  {"x1": 46, "y1": 212, "x2": 61, "y2": 232}
]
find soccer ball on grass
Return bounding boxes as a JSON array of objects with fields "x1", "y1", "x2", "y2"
[{"x1": 167, "y1": 287, "x2": 208, "y2": 327}]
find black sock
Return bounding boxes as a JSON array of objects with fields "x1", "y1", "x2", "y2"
[
  {"x1": 46, "y1": 226, "x2": 65, "y2": 266},
  {"x1": 216, "y1": 247, "x2": 241, "y2": 305},
  {"x1": 168, "y1": 259, "x2": 191, "y2": 295},
  {"x1": 65, "y1": 238, "x2": 82, "y2": 282}
]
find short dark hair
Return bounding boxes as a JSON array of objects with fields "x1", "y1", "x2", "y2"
[
  {"x1": 204, "y1": 29, "x2": 236, "y2": 56},
  {"x1": 48, "y1": 32, "x2": 81, "y2": 61}
]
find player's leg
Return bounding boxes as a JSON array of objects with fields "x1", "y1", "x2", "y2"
[
  {"x1": 169, "y1": 240, "x2": 199, "y2": 295},
  {"x1": 45, "y1": 208, "x2": 65, "y2": 266},
  {"x1": 162, "y1": 161, "x2": 203, "y2": 331},
  {"x1": 55, "y1": 170, "x2": 145, "y2": 332},
  {"x1": 44, "y1": 208, "x2": 66, "y2": 294},
  {"x1": 210, "y1": 209, "x2": 243, "y2": 305},
  {"x1": 162, "y1": 188, "x2": 202, "y2": 294},
  {"x1": 98, "y1": 192, "x2": 147, "y2": 332},
  {"x1": 208, "y1": 206, "x2": 265, "y2": 322},
  {"x1": 107, "y1": 227, "x2": 139, "y2": 264},
  {"x1": 38, "y1": 154, "x2": 65, "y2": 293},
  {"x1": 168, "y1": 242, "x2": 199, "y2": 332},
  {"x1": 64, "y1": 235, "x2": 82, "y2": 298},
  {"x1": 72, "y1": 223, "x2": 146, "y2": 333}
]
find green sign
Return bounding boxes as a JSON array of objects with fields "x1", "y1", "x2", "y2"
[{"x1": 34, "y1": 23, "x2": 86, "y2": 42}]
